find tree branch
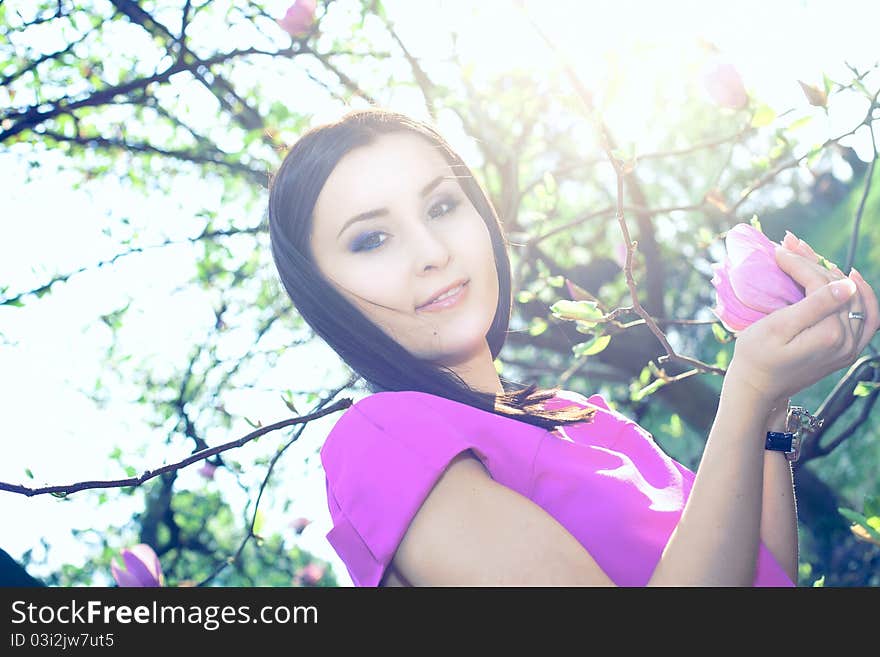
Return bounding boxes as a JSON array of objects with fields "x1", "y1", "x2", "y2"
[{"x1": 0, "y1": 400, "x2": 352, "y2": 498}]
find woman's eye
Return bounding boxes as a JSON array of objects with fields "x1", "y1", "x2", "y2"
[
  {"x1": 428, "y1": 197, "x2": 460, "y2": 219},
  {"x1": 350, "y1": 197, "x2": 461, "y2": 253},
  {"x1": 350, "y1": 232, "x2": 386, "y2": 253}
]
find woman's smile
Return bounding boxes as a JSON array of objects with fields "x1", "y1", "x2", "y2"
[{"x1": 416, "y1": 280, "x2": 470, "y2": 313}]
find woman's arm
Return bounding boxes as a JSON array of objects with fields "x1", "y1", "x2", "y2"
[
  {"x1": 391, "y1": 374, "x2": 785, "y2": 586},
  {"x1": 760, "y1": 398, "x2": 799, "y2": 583},
  {"x1": 646, "y1": 372, "x2": 774, "y2": 585}
]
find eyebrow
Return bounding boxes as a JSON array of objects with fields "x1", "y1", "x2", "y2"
[{"x1": 336, "y1": 175, "x2": 451, "y2": 239}]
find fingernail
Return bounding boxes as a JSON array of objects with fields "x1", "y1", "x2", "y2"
[
  {"x1": 850, "y1": 266, "x2": 865, "y2": 283},
  {"x1": 782, "y1": 232, "x2": 798, "y2": 249},
  {"x1": 831, "y1": 278, "x2": 857, "y2": 299}
]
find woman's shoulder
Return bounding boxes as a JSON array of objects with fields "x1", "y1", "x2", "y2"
[
  {"x1": 319, "y1": 390, "x2": 481, "y2": 468},
  {"x1": 326, "y1": 390, "x2": 470, "y2": 434}
]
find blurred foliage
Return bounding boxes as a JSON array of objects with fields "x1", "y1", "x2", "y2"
[{"x1": 2, "y1": 0, "x2": 878, "y2": 586}]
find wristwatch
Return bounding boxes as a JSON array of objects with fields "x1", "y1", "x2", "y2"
[{"x1": 765, "y1": 405, "x2": 824, "y2": 462}]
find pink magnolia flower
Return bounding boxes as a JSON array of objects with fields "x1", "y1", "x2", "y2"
[
  {"x1": 277, "y1": 0, "x2": 316, "y2": 38},
  {"x1": 710, "y1": 223, "x2": 805, "y2": 333},
  {"x1": 111, "y1": 544, "x2": 164, "y2": 587},
  {"x1": 613, "y1": 241, "x2": 628, "y2": 269},
  {"x1": 702, "y1": 58, "x2": 748, "y2": 110},
  {"x1": 294, "y1": 562, "x2": 325, "y2": 586},
  {"x1": 290, "y1": 516, "x2": 312, "y2": 535},
  {"x1": 197, "y1": 462, "x2": 217, "y2": 480}
]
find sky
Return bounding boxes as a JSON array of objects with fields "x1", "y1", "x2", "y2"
[{"x1": 1, "y1": 0, "x2": 878, "y2": 587}]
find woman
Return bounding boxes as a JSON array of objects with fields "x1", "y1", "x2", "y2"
[{"x1": 267, "y1": 107, "x2": 878, "y2": 586}]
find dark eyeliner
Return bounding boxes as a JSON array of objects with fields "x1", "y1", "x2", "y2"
[{"x1": 350, "y1": 195, "x2": 461, "y2": 253}]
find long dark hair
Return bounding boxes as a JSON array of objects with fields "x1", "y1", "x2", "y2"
[{"x1": 267, "y1": 107, "x2": 596, "y2": 430}]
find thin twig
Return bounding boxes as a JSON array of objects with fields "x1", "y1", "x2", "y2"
[
  {"x1": 0, "y1": 400, "x2": 351, "y2": 497},
  {"x1": 196, "y1": 377, "x2": 358, "y2": 586}
]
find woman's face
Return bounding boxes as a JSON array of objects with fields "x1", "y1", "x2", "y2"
[{"x1": 310, "y1": 131, "x2": 500, "y2": 371}]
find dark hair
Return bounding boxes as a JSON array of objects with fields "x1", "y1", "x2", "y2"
[{"x1": 267, "y1": 107, "x2": 595, "y2": 430}]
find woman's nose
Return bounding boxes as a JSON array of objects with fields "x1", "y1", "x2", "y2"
[{"x1": 410, "y1": 223, "x2": 452, "y2": 271}]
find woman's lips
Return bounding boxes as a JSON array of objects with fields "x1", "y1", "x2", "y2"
[{"x1": 416, "y1": 281, "x2": 469, "y2": 312}]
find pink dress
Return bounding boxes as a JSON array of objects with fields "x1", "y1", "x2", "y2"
[{"x1": 319, "y1": 389, "x2": 795, "y2": 587}]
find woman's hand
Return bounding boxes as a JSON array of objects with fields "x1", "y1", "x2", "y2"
[{"x1": 725, "y1": 232, "x2": 879, "y2": 404}]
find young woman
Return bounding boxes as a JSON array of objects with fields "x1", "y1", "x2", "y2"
[{"x1": 267, "y1": 108, "x2": 878, "y2": 587}]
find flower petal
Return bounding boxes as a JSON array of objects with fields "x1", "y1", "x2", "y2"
[
  {"x1": 729, "y1": 250, "x2": 805, "y2": 313},
  {"x1": 725, "y1": 222, "x2": 777, "y2": 266},
  {"x1": 120, "y1": 544, "x2": 163, "y2": 587},
  {"x1": 711, "y1": 261, "x2": 766, "y2": 332},
  {"x1": 111, "y1": 557, "x2": 143, "y2": 588}
]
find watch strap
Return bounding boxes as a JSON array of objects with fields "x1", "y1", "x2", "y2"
[{"x1": 765, "y1": 430, "x2": 795, "y2": 453}]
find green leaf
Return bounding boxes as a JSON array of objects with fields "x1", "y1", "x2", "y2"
[
  {"x1": 244, "y1": 416, "x2": 262, "y2": 428},
  {"x1": 517, "y1": 290, "x2": 535, "y2": 304},
  {"x1": 662, "y1": 413, "x2": 683, "y2": 438},
  {"x1": 546, "y1": 275, "x2": 565, "y2": 288},
  {"x1": 572, "y1": 334, "x2": 611, "y2": 358},
  {"x1": 864, "y1": 495, "x2": 880, "y2": 518},
  {"x1": 697, "y1": 227, "x2": 714, "y2": 246},
  {"x1": 798, "y1": 562, "x2": 813, "y2": 580},
  {"x1": 575, "y1": 319, "x2": 599, "y2": 333},
  {"x1": 812, "y1": 575, "x2": 825, "y2": 587},
  {"x1": 751, "y1": 105, "x2": 776, "y2": 127},
  {"x1": 840, "y1": 506, "x2": 880, "y2": 543},
  {"x1": 853, "y1": 381, "x2": 880, "y2": 397},
  {"x1": 528, "y1": 317, "x2": 548, "y2": 336},
  {"x1": 124, "y1": 466, "x2": 137, "y2": 477},
  {"x1": 839, "y1": 507, "x2": 872, "y2": 528},
  {"x1": 749, "y1": 214, "x2": 762, "y2": 233},
  {"x1": 629, "y1": 378, "x2": 667, "y2": 402},
  {"x1": 281, "y1": 391, "x2": 299, "y2": 414},
  {"x1": 711, "y1": 322, "x2": 731, "y2": 343},
  {"x1": 638, "y1": 366, "x2": 651, "y2": 386},
  {"x1": 253, "y1": 509, "x2": 265, "y2": 536},
  {"x1": 25, "y1": 468, "x2": 34, "y2": 479},
  {"x1": 551, "y1": 299, "x2": 603, "y2": 322},
  {"x1": 787, "y1": 115, "x2": 813, "y2": 132}
]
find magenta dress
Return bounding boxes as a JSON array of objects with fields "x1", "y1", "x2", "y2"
[{"x1": 319, "y1": 389, "x2": 795, "y2": 587}]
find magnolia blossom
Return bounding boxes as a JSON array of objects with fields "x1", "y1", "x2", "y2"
[
  {"x1": 197, "y1": 462, "x2": 217, "y2": 480},
  {"x1": 278, "y1": 0, "x2": 316, "y2": 37},
  {"x1": 711, "y1": 223, "x2": 805, "y2": 332},
  {"x1": 294, "y1": 562, "x2": 325, "y2": 586},
  {"x1": 702, "y1": 58, "x2": 748, "y2": 110},
  {"x1": 111, "y1": 544, "x2": 164, "y2": 587},
  {"x1": 290, "y1": 516, "x2": 312, "y2": 535}
]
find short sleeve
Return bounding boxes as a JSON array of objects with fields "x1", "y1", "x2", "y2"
[{"x1": 319, "y1": 391, "x2": 486, "y2": 587}]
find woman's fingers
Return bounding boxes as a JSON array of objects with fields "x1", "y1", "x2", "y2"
[
  {"x1": 779, "y1": 232, "x2": 864, "y2": 345},
  {"x1": 785, "y1": 231, "x2": 845, "y2": 276},
  {"x1": 776, "y1": 277, "x2": 858, "y2": 350},
  {"x1": 775, "y1": 246, "x2": 835, "y2": 294},
  {"x1": 851, "y1": 268, "x2": 879, "y2": 353}
]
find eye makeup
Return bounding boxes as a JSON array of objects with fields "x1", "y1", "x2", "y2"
[{"x1": 348, "y1": 195, "x2": 462, "y2": 253}]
